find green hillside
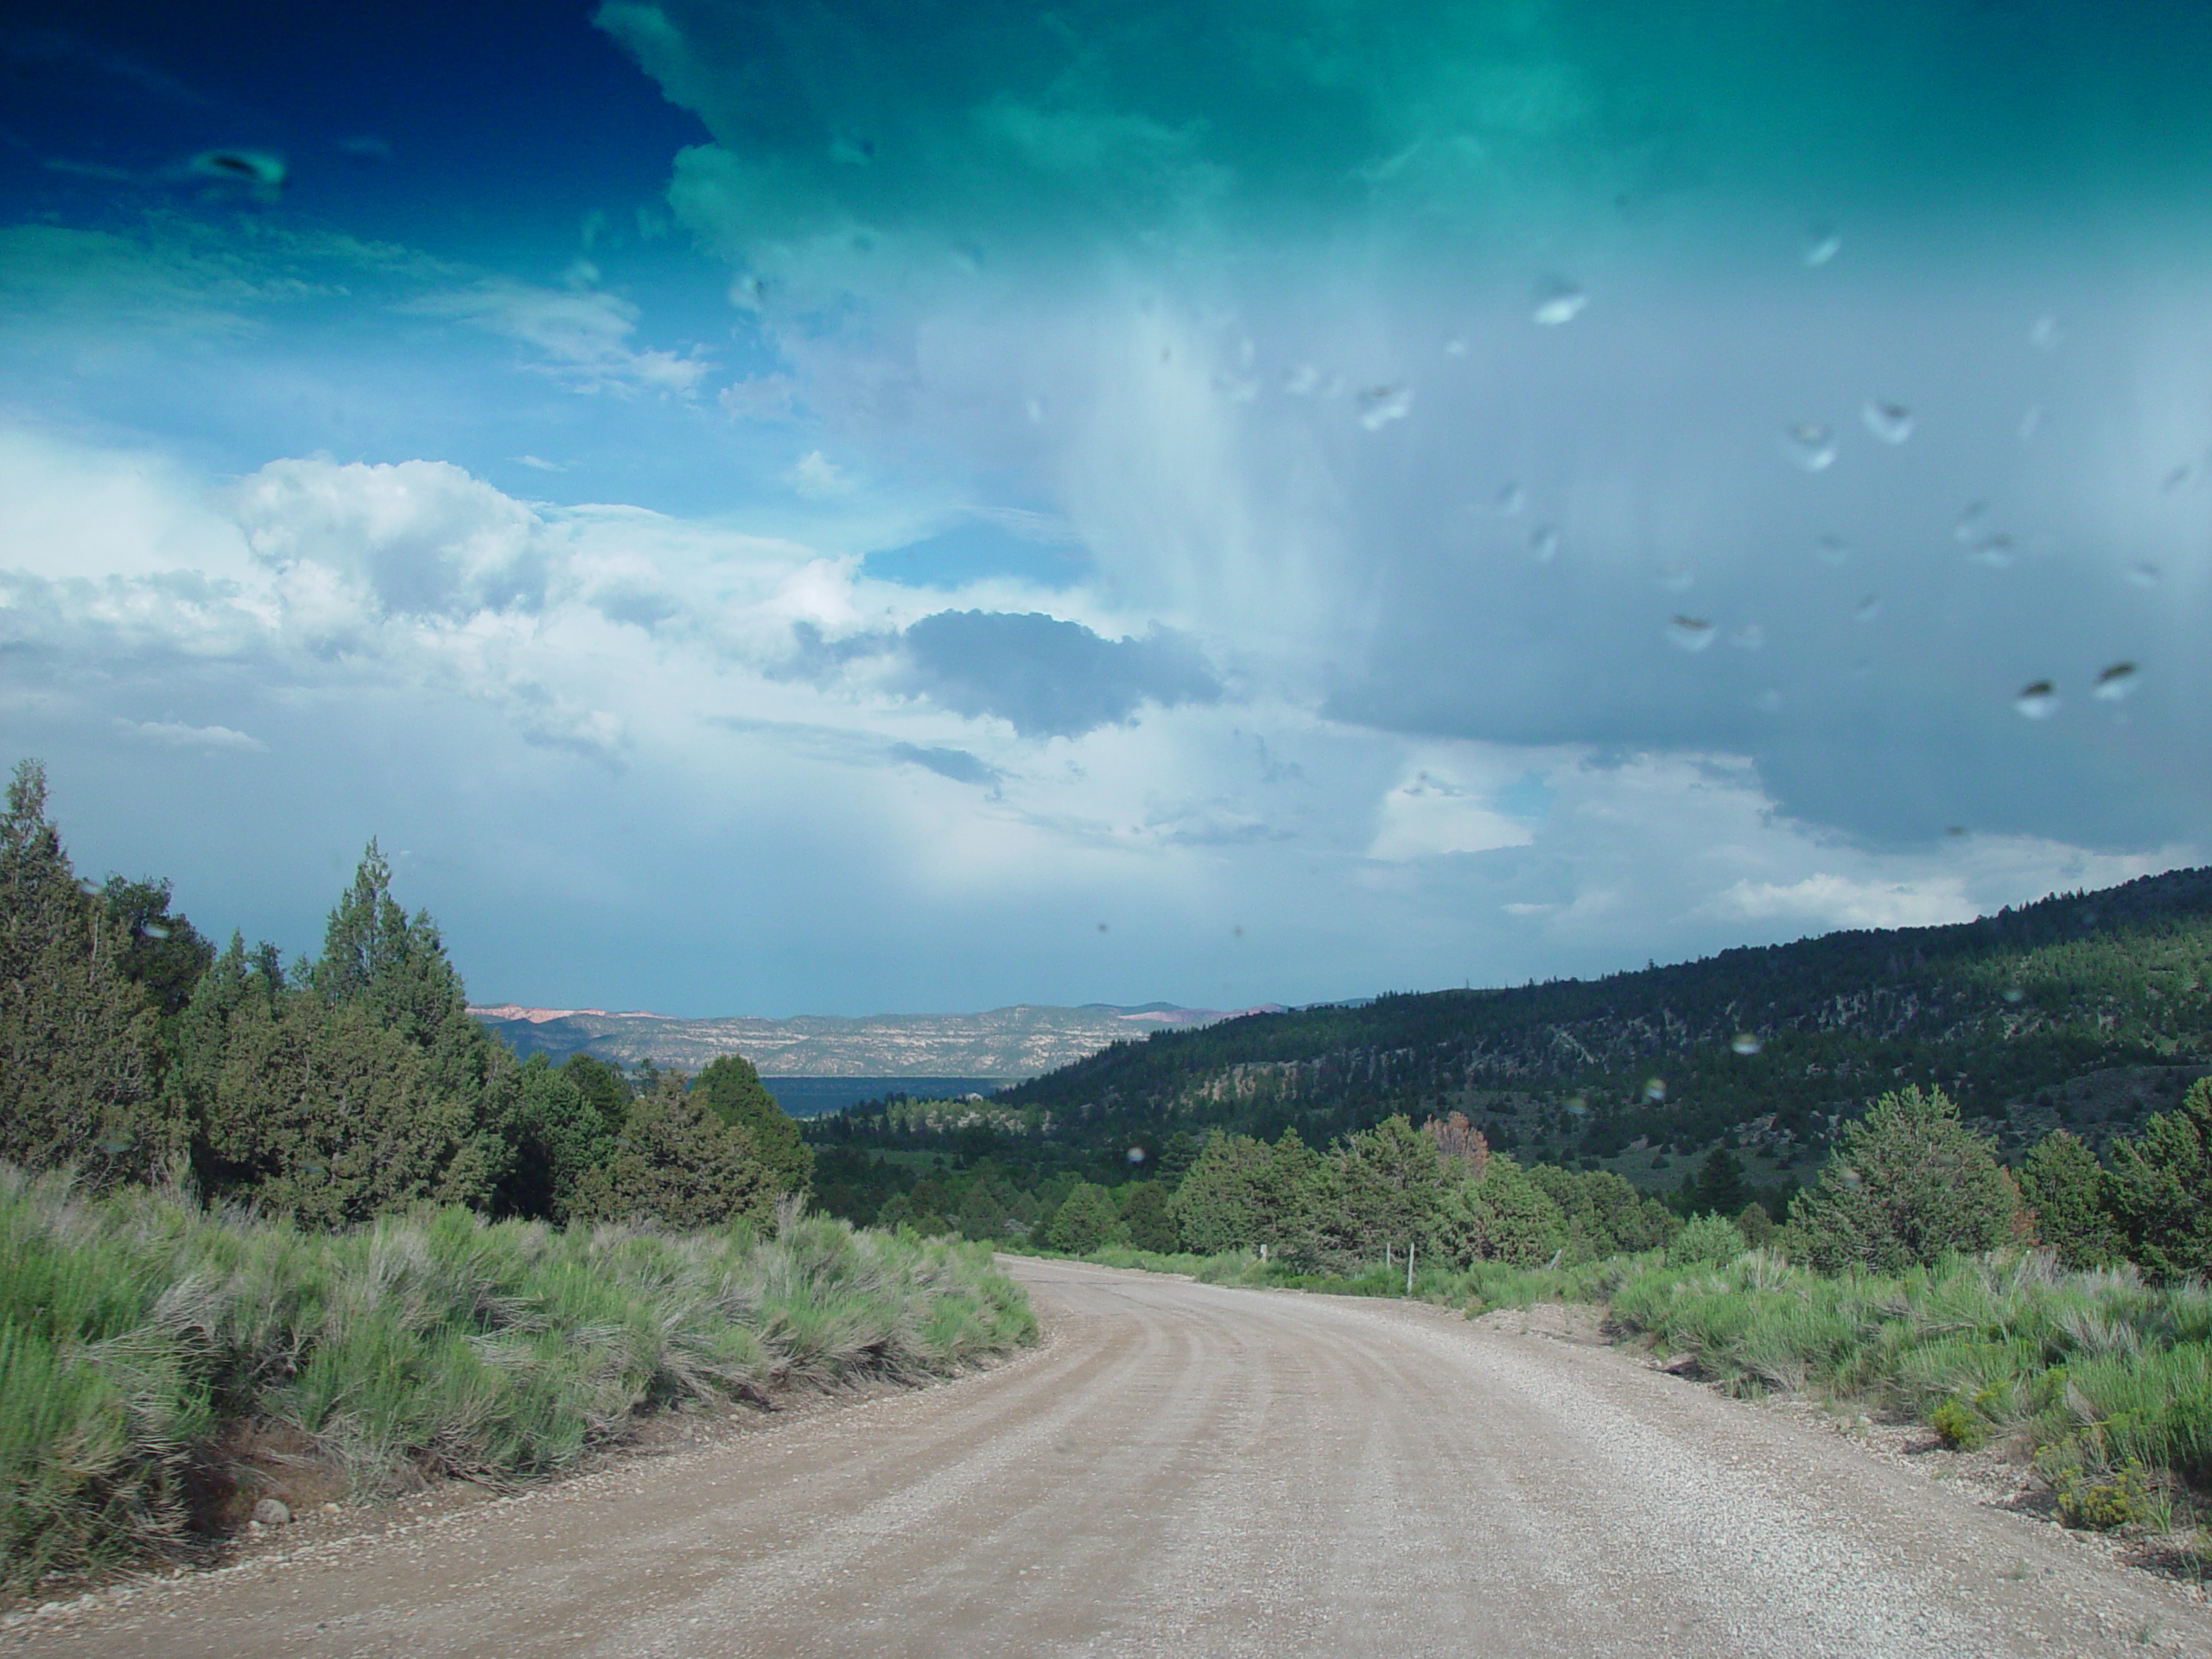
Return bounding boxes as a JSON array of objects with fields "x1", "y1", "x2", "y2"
[{"x1": 812, "y1": 868, "x2": 2212, "y2": 1191}]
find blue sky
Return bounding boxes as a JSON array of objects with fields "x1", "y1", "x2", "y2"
[{"x1": 3, "y1": 2, "x2": 2209, "y2": 1016}]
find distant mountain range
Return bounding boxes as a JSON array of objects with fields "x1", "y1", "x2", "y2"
[{"x1": 468, "y1": 1001, "x2": 1274, "y2": 1085}]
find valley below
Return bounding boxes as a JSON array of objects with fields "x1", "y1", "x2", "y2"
[{"x1": 13, "y1": 1262, "x2": 2207, "y2": 1659}]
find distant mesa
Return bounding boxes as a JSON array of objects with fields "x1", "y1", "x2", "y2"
[
  {"x1": 468, "y1": 1005, "x2": 671, "y2": 1024},
  {"x1": 467, "y1": 1000, "x2": 1255, "y2": 1104}
]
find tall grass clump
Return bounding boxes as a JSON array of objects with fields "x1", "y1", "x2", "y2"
[{"x1": 0, "y1": 1166, "x2": 1033, "y2": 1593}]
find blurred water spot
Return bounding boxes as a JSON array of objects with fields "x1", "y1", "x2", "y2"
[
  {"x1": 1953, "y1": 500, "x2": 1990, "y2": 543},
  {"x1": 1802, "y1": 224, "x2": 1841, "y2": 266},
  {"x1": 1025, "y1": 397, "x2": 1046, "y2": 424},
  {"x1": 337, "y1": 134, "x2": 392, "y2": 163},
  {"x1": 2014, "y1": 680, "x2": 2058, "y2": 719},
  {"x1": 1532, "y1": 281, "x2": 1587, "y2": 326},
  {"x1": 1783, "y1": 423, "x2": 1836, "y2": 471},
  {"x1": 1730, "y1": 1033, "x2": 1763, "y2": 1056},
  {"x1": 1096, "y1": 922, "x2": 1109, "y2": 932},
  {"x1": 1728, "y1": 623, "x2": 1765, "y2": 651},
  {"x1": 1863, "y1": 401, "x2": 1914, "y2": 444},
  {"x1": 1854, "y1": 594, "x2": 1882, "y2": 623},
  {"x1": 1969, "y1": 533, "x2": 2016, "y2": 569},
  {"x1": 2094, "y1": 662, "x2": 2139, "y2": 701},
  {"x1": 1282, "y1": 364, "x2": 1319, "y2": 395},
  {"x1": 1126, "y1": 1147, "x2": 1147, "y2": 1165},
  {"x1": 2002, "y1": 987, "x2": 2025, "y2": 1003},
  {"x1": 1815, "y1": 533, "x2": 1851, "y2": 566},
  {"x1": 2019, "y1": 404, "x2": 2043, "y2": 442},
  {"x1": 1443, "y1": 337, "x2": 1469, "y2": 358},
  {"x1": 1357, "y1": 385, "x2": 1413, "y2": 430},
  {"x1": 1497, "y1": 481, "x2": 1525, "y2": 516},
  {"x1": 1643, "y1": 1077, "x2": 1668, "y2": 1103},
  {"x1": 1656, "y1": 563, "x2": 1694, "y2": 593},
  {"x1": 2163, "y1": 461, "x2": 2202, "y2": 495},
  {"x1": 141, "y1": 922, "x2": 171, "y2": 940},
  {"x1": 1530, "y1": 525, "x2": 1560, "y2": 563},
  {"x1": 2128, "y1": 561, "x2": 2162, "y2": 588},
  {"x1": 1667, "y1": 615, "x2": 1715, "y2": 652},
  {"x1": 1753, "y1": 690, "x2": 1783, "y2": 713},
  {"x1": 2030, "y1": 315, "x2": 2063, "y2": 351},
  {"x1": 1565, "y1": 1096, "x2": 1589, "y2": 1116}
]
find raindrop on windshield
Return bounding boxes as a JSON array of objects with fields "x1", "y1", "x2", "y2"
[
  {"x1": 1815, "y1": 533, "x2": 1851, "y2": 566},
  {"x1": 1854, "y1": 594, "x2": 1882, "y2": 622},
  {"x1": 1862, "y1": 400, "x2": 1914, "y2": 444},
  {"x1": 2093, "y1": 662, "x2": 2139, "y2": 701},
  {"x1": 1783, "y1": 423, "x2": 1836, "y2": 471},
  {"x1": 1126, "y1": 1146, "x2": 1147, "y2": 1165},
  {"x1": 1802, "y1": 224, "x2": 1841, "y2": 267},
  {"x1": 1530, "y1": 524, "x2": 1560, "y2": 563},
  {"x1": 1730, "y1": 1033, "x2": 1764, "y2": 1056},
  {"x1": 1497, "y1": 481, "x2": 1525, "y2": 516},
  {"x1": 2013, "y1": 680, "x2": 2059, "y2": 720},
  {"x1": 2127, "y1": 562, "x2": 2162, "y2": 588},
  {"x1": 1728, "y1": 623, "x2": 1765, "y2": 651},
  {"x1": 1667, "y1": 615, "x2": 1716, "y2": 652},
  {"x1": 1532, "y1": 280, "x2": 1588, "y2": 326},
  {"x1": 1643, "y1": 1077, "x2": 1668, "y2": 1103},
  {"x1": 1357, "y1": 385, "x2": 1413, "y2": 430},
  {"x1": 2030, "y1": 314, "x2": 2063, "y2": 351}
]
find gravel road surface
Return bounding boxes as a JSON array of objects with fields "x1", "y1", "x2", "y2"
[{"x1": 10, "y1": 1258, "x2": 2210, "y2": 1657}]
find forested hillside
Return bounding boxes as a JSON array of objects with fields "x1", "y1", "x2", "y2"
[{"x1": 805, "y1": 868, "x2": 2212, "y2": 1230}]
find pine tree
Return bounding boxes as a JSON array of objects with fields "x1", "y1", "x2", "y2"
[
  {"x1": 692, "y1": 1053, "x2": 812, "y2": 1198},
  {"x1": 1044, "y1": 1182, "x2": 1122, "y2": 1252},
  {"x1": 2105, "y1": 1079, "x2": 2212, "y2": 1279},
  {"x1": 566, "y1": 1074, "x2": 779, "y2": 1230},
  {"x1": 0, "y1": 760, "x2": 175, "y2": 1185}
]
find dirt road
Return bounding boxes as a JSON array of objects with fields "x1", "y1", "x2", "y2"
[{"x1": 11, "y1": 1259, "x2": 2211, "y2": 1657}]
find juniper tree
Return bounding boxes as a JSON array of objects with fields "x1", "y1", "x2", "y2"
[
  {"x1": 1789, "y1": 1085, "x2": 2021, "y2": 1273},
  {"x1": 693, "y1": 1053, "x2": 813, "y2": 1198},
  {"x1": 0, "y1": 760, "x2": 175, "y2": 1185}
]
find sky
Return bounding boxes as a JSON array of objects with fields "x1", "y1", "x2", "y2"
[{"x1": 3, "y1": 0, "x2": 2209, "y2": 1017}]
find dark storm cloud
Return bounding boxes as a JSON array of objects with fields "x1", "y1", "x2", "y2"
[{"x1": 897, "y1": 610, "x2": 1220, "y2": 739}]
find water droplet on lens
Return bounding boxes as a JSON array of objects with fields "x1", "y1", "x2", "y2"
[
  {"x1": 1862, "y1": 400, "x2": 1914, "y2": 443},
  {"x1": 2002, "y1": 986, "x2": 2025, "y2": 1004},
  {"x1": 2018, "y1": 404, "x2": 2043, "y2": 442},
  {"x1": 1802, "y1": 223, "x2": 1841, "y2": 267},
  {"x1": 1783, "y1": 423, "x2": 1836, "y2": 471},
  {"x1": 2094, "y1": 662, "x2": 2139, "y2": 700},
  {"x1": 1730, "y1": 1033, "x2": 1763, "y2": 1056},
  {"x1": 1126, "y1": 1146, "x2": 1147, "y2": 1164},
  {"x1": 1728, "y1": 623, "x2": 1764, "y2": 651},
  {"x1": 1497, "y1": 481, "x2": 1525, "y2": 516},
  {"x1": 1283, "y1": 364, "x2": 1319, "y2": 395},
  {"x1": 2013, "y1": 680, "x2": 2058, "y2": 720},
  {"x1": 1565, "y1": 1096, "x2": 1589, "y2": 1116},
  {"x1": 141, "y1": 921, "x2": 171, "y2": 940},
  {"x1": 1969, "y1": 533, "x2": 2015, "y2": 569},
  {"x1": 2163, "y1": 461, "x2": 2198, "y2": 495},
  {"x1": 1945, "y1": 824, "x2": 1967, "y2": 836},
  {"x1": 1815, "y1": 533, "x2": 1850, "y2": 566},
  {"x1": 2030, "y1": 315, "x2": 2063, "y2": 351},
  {"x1": 1753, "y1": 689, "x2": 1783, "y2": 713},
  {"x1": 1656, "y1": 563, "x2": 1694, "y2": 593},
  {"x1": 1357, "y1": 384, "x2": 1413, "y2": 430},
  {"x1": 1853, "y1": 594, "x2": 1881, "y2": 622},
  {"x1": 1443, "y1": 337, "x2": 1468, "y2": 358},
  {"x1": 1533, "y1": 280, "x2": 1587, "y2": 326},
  {"x1": 2128, "y1": 561, "x2": 2162, "y2": 588},
  {"x1": 1643, "y1": 1077, "x2": 1668, "y2": 1103},
  {"x1": 1529, "y1": 524, "x2": 1560, "y2": 563},
  {"x1": 1025, "y1": 397, "x2": 1046, "y2": 423},
  {"x1": 1096, "y1": 921, "x2": 1109, "y2": 932},
  {"x1": 1953, "y1": 501, "x2": 1990, "y2": 543},
  {"x1": 1667, "y1": 615, "x2": 1716, "y2": 652},
  {"x1": 1838, "y1": 1166, "x2": 1862, "y2": 1188}
]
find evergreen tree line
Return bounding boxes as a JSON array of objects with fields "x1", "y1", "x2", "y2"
[
  {"x1": 821, "y1": 1080, "x2": 2212, "y2": 1286},
  {"x1": 0, "y1": 760, "x2": 809, "y2": 1230}
]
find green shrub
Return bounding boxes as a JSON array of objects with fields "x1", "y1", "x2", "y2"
[
  {"x1": 1669, "y1": 1212, "x2": 1745, "y2": 1268},
  {"x1": 1930, "y1": 1396, "x2": 1986, "y2": 1451},
  {"x1": 1789, "y1": 1086, "x2": 2022, "y2": 1273}
]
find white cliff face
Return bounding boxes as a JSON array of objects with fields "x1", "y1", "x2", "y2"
[{"x1": 467, "y1": 1001, "x2": 1278, "y2": 1079}]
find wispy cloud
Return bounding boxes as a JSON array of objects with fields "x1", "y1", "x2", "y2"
[
  {"x1": 409, "y1": 277, "x2": 711, "y2": 397},
  {"x1": 115, "y1": 718, "x2": 265, "y2": 753}
]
